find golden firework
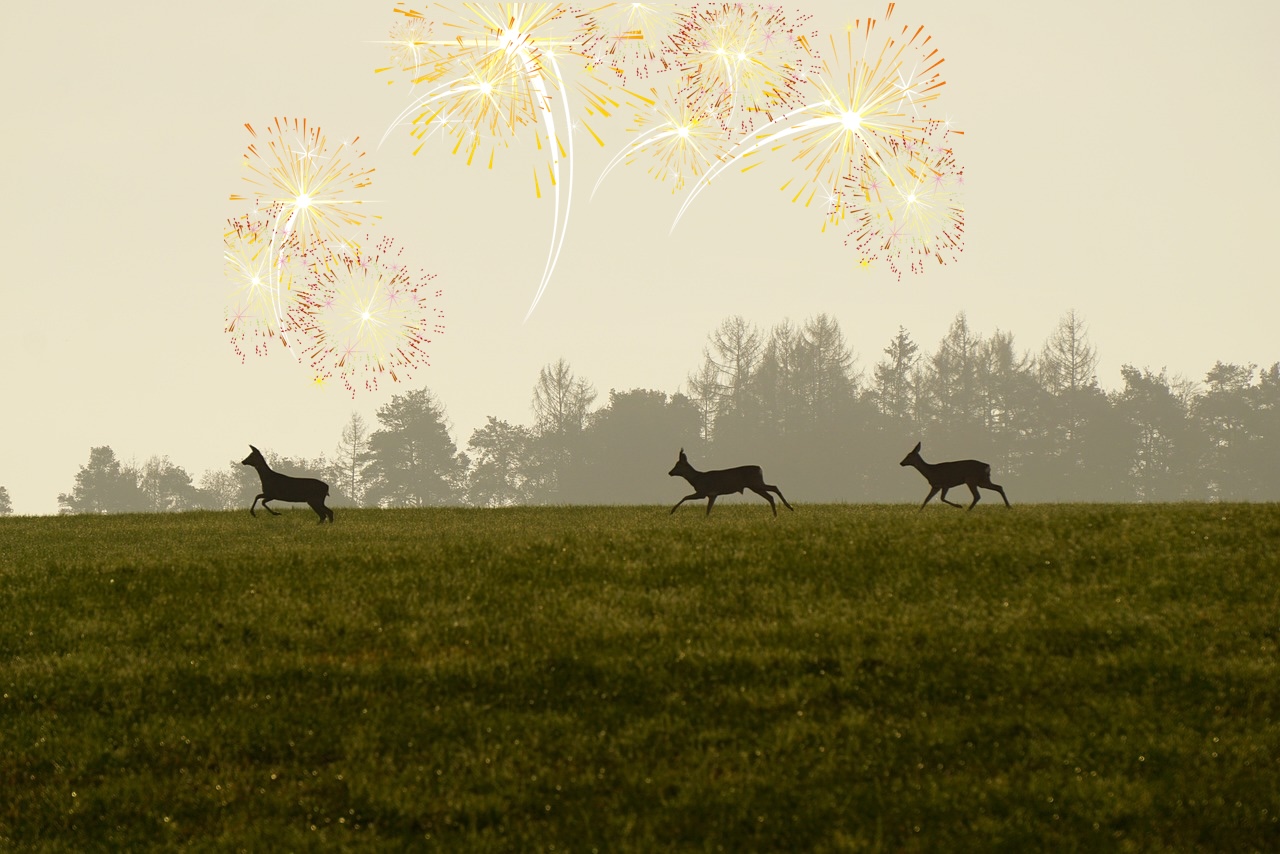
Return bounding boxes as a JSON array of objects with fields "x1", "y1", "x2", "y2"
[
  {"x1": 673, "y1": 4, "x2": 948, "y2": 230},
  {"x1": 379, "y1": 3, "x2": 590, "y2": 319},
  {"x1": 595, "y1": 84, "x2": 731, "y2": 195},
  {"x1": 670, "y1": 2, "x2": 820, "y2": 135},
  {"x1": 223, "y1": 212, "x2": 304, "y2": 359},
  {"x1": 231, "y1": 117, "x2": 378, "y2": 254},
  {"x1": 845, "y1": 120, "x2": 964, "y2": 277},
  {"x1": 293, "y1": 236, "x2": 445, "y2": 397},
  {"x1": 575, "y1": 2, "x2": 681, "y2": 82}
]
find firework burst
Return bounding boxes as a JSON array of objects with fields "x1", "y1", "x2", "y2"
[
  {"x1": 672, "y1": 4, "x2": 947, "y2": 231},
  {"x1": 670, "y1": 2, "x2": 820, "y2": 135},
  {"x1": 593, "y1": 84, "x2": 730, "y2": 195},
  {"x1": 228, "y1": 117, "x2": 378, "y2": 360},
  {"x1": 292, "y1": 236, "x2": 445, "y2": 397},
  {"x1": 379, "y1": 3, "x2": 593, "y2": 320},
  {"x1": 574, "y1": 2, "x2": 681, "y2": 83},
  {"x1": 231, "y1": 117, "x2": 377, "y2": 253},
  {"x1": 376, "y1": 16, "x2": 442, "y2": 79},
  {"x1": 846, "y1": 119, "x2": 964, "y2": 277}
]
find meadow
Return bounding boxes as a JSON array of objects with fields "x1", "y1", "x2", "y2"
[{"x1": 1, "y1": 503, "x2": 1278, "y2": 851}]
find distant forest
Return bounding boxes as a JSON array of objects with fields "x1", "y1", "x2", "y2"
[{"x1": 20, "y1": 310, "x2": 1280, "y2": 516}]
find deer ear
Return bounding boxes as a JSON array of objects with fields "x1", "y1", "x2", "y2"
[
  {"x1": 912, "y1": 442, "x2": 921, "y2": 453},
  {"x1": 679, "y1": 448, "x2": 686, "y2": 459},
  {"x1": 250, "y1": 445, "x2": 259, "y2": 454}
]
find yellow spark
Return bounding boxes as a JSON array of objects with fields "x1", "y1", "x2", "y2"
[{"x1": 236, "y1": 117, "x2": 377, "y2": 253}]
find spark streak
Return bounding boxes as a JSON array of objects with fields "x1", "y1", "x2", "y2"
[{"x1": 379, "y1": 3, "x2": 585, "y2": 320}]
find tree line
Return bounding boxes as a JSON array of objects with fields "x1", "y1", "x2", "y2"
[{"x1": 32, "y1": 310, "x2": 1280, "y2": 515}]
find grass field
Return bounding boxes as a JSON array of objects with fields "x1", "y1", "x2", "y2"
[{"x1": 1, "y1": 503, "x2": 1278, "y2": 851}]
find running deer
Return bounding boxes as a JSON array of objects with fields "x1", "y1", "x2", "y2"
[
  {"x1": 668, "y1": 449, "x2": 794, "y2": 517},
  {"x1": 899, "y1": 442, "x2": 1010, "y2": 510},
  {"x1": 241, "y1": 445, "x2": 334, "y2": 524}
]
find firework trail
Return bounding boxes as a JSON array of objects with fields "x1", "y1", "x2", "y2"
[
  {"x1": 671, "y1": 4, "x2": 946, "y2": 232},
  {"x1": 377, "y1": 3, "x2": 587, "y2": 320},
  {"x1": 292, "y1": 235, "x2": 445, "y2": 397},
  {"x1": 845, "y1": 119, "x2": 964, "y2": 277},
  {"x1": 229, "y1": 117, "x2": 378, "y2": 355}
]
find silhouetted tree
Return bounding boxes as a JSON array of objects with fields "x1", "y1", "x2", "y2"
[
  {"x1": 1065, "y1": 383, "x2": 1132, "y2": 501},
  {"x1": 974, "y1": 330, "x2": 1044, "y2": 484},
  {"x1": 1039, "y1": 309, "x2": 1100, "y2": 395},
  {"x1": 529, "y1": 359, "x2": 596, "y2": 502},
  {"x1": 796, "y1": 313, "x2": 859, "y2": 427},
  {"x1": 872, "y1": 326, "x2": 921, "y2": 422},
  {"x1": 705, "y1": 315, "x2": 763, "y2": 417},
  {"x1": 138, "y1": 456, "x2": 201, "y2": 513},
  {"x1": 1252, "y1": 363, "x2": 1280, "y2": 497},
  {"x1": 0, "y1": 486, "x2": 12, "y2": 516},
  {"x1": 197, "y1": 467, "x2": 246, "y2": 511},
  {"x1": 364, "y1": 387, "x2": 467, "y2": 507},
  {"x1": 334, "y1": 411, "x2": 371, "y2": 507},
  {"x1": 773, "y1": 315, "x2": 868, "y2": 500},
  {"x1": 1114, "y1": 366, "x2": 1205, "y2": 500},
  {"x1": 57, "y1": 446, "x2": 147, "y2": 514},
  {"x1": 576, "y1": 389, "x2": 703, "y2": 503},
  {"x1": 927, "y1": 313, "x2": 985, "y2": 438},
  {"x1": 1195, "y1": 362, "x2": 1267, "y2": 499},
  {"x1": 749, "y1": 319, "x2": 806, "y2": 438},
  {"x1": 684, "y1": 354, "x2": 723, "y2": 444},
  {"x1": 466, "y1": 417, "x2": 536, "y2": 506},
  {"x1": 705, "y1": 315, "x2": 871, "y2": 501},
  {"x1": 532, "y1": 358, "x2": 596, "y2": 436}
]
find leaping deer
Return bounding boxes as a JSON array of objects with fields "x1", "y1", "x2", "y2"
[
  {"x1": 899, "y1": 442, "x2": 1010, "y2": 510},
  {"x1": 668, "y1": 449, "x2": 794, "y2": 517},
  {"x1": 241, "y1": 445, "x2": 334, "y2": 524}
]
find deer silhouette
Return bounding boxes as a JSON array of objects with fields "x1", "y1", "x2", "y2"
[
  {"x1": 241, "y1": 445, "x2": 334, "y2": 524},
  {"x1": 669, "y1": 448, "x2": 794, "y2": 517},
  {"x1": 900, "y1": 442, "x2": 1010, "y2": 510}
]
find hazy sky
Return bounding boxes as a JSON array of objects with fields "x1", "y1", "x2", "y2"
[{"x1": 2, "y1": 1, "x2": 1277, "y2": 516}]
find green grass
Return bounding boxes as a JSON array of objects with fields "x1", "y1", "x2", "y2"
[{"x1": 2, "y1": 504, "x2": 1279, "y2": 851}]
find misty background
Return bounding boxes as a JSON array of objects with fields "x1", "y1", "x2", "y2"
[
  {"x1": 2, "y1": 1, "x2": 1278, "y2": 515},
  {"x1": 36, "y1": 309, "x2": 1280, "y2": 516}
]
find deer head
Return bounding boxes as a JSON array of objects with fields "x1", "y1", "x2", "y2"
[
  {"x1": 242, "y1": 445, "x2": 266, "y2": 467},
  {"x1": 669, "y1": 448, "x2": 692, "y2": 478},
  {"x1": 900, "y1": 442, "x2": 923, "y2": 467}
]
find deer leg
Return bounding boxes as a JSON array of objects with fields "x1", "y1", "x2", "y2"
[
  {"x1": 982, "y1": 481, "x2": 1010, "y2": 507},
  {"x1": 767, "y1": 485, "x2": 794, "y2": 511},
  {"x1": 750, "y1": 487, "x2": 778, "y2": 516},
  {"x1": 249, "y1": 495, "x2": 260, "y2": 517},
  {"x1": 671, "y1": 493, "x2": 701, "y2": 514},
  {"x1": 940, "y1": 488, "x2": 962, "y2": 508},
  {"x1": 261, "y1": 499, "x2": 282, "y2": 516},
  {"x1": 705, "y1": 494, "x2": 718, "y2": 516},
  {"x1": 967, "y1": 484, "x2": 981, "y2": 510},
  {"x1": 309, "y1": 501, "x2": 327, "y2": 523},
  {"x1": 920, "y1": 487, "x2": 940, "y2": 510}
]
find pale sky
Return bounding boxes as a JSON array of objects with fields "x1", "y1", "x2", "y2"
[{"x1": 2, "y1": 1, "x2": 1277, "y2": 516}]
